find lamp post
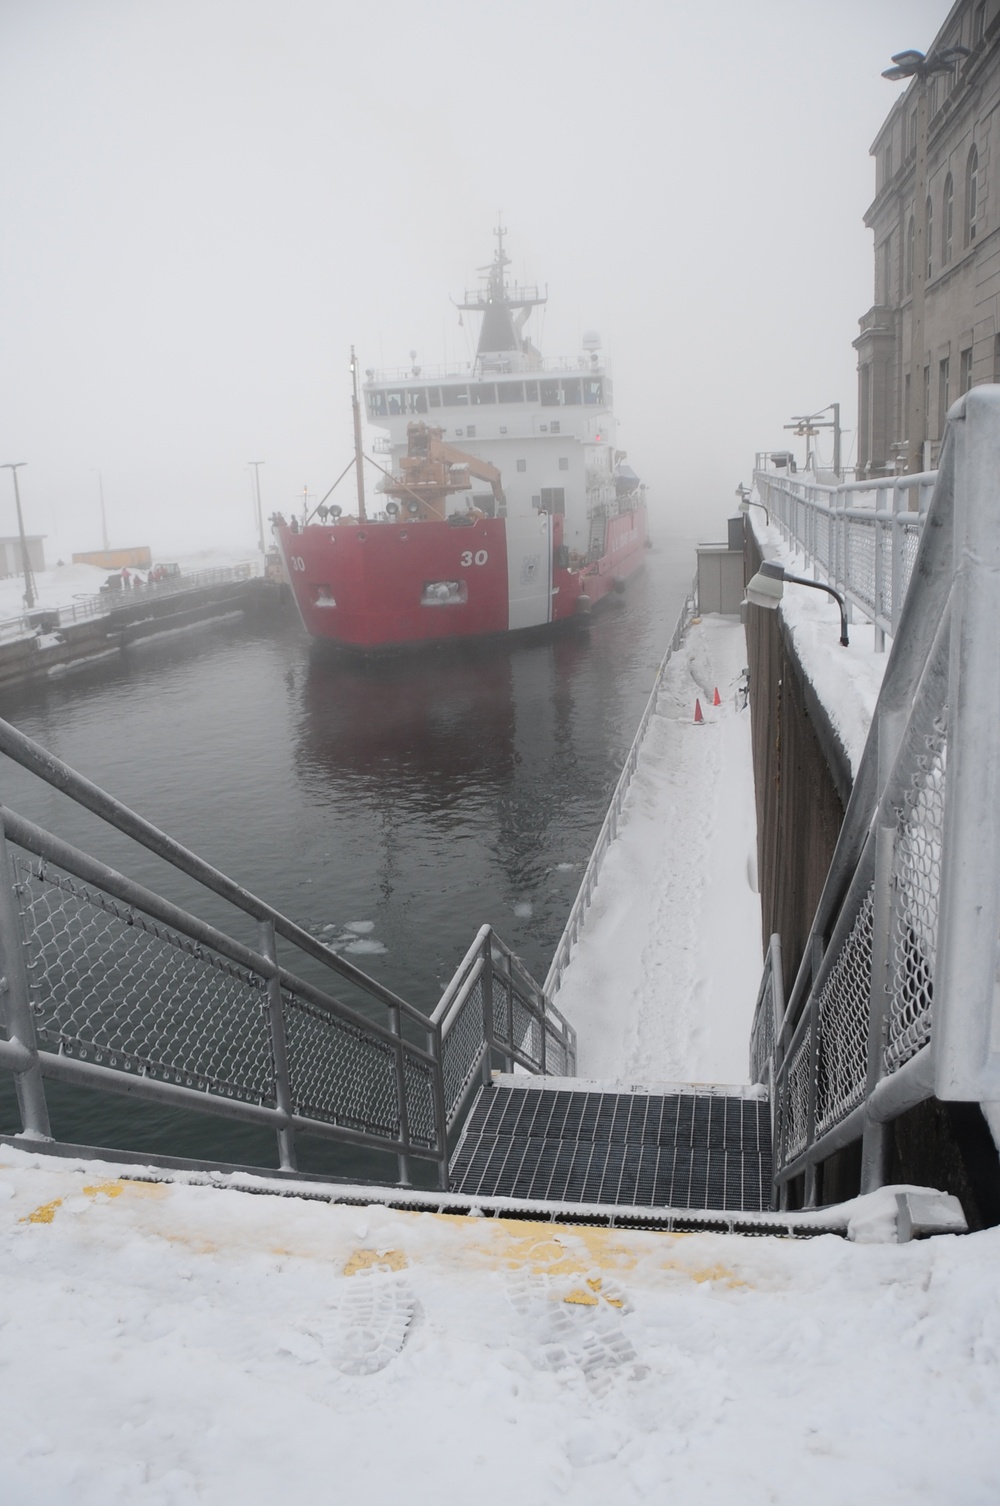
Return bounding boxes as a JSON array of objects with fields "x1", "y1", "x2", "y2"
[
  {"x1": 882, "y1": 46, "x2": 969, "y2": 474},
  {"x1": 93, "y1": 470, "x2": 110, "y2": 553},
  {"x1": 745, "y1": 560, "x2": 850, "y2": 646},
  {"x1": 736, "y1": 487, "x2": 770, "y2": 526},
  {"x1": 248, "y1": 461, "x2": 266, "y2": 554},
  {"x1": 1, "y1": 462, "x2": 36, "y2": 609}
]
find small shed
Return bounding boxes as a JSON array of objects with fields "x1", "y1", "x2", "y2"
[
  {"x1": 0, "y1": 536, "x2": 46, "y2": 577},
  {"x1": 696, "y1": 520, "x2": 745, "y2": 616}
]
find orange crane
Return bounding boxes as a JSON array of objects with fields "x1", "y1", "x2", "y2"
[{"x1": 383, "y1": 423, "x2": 505, "y2": 522}]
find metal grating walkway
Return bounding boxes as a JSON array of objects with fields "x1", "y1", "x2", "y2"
[{"x1": 449, "y1": 1083, "x2": 773, "y2": 1211}]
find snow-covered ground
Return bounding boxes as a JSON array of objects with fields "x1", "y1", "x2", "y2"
[
  {"x1": 1, "y1": 1151, "x2": 998, "y2": 1506},
  {"x1": 2, "y1": 589, "x2": 999, "y2": 1503},
  {"x1": 555, "y1": 616, "x2": 762, "y2": 1084}
]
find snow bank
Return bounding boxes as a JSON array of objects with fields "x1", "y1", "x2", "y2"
[
  {"x1": 746, "y1": 507, "x2": 888, "y2": 778},
  {"x1": 0, "y1": 1147, "x2": 997, "y2": 1505},
  {"x1": 555, "y1": 617, "x2": 762, "y2": 1084}
]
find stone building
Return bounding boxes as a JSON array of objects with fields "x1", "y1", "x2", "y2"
[{"x1": 857, "y1": 0, "x2": 1000, "y2": 475}]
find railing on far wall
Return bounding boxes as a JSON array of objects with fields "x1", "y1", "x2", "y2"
[
  {"x1": 748, "y1": 390, "x2": 1000, "y2": 1206},
  {"x1": 544, "y1": 581, "x2": 696, "y2": 999},
  {"x1": 0, "y1": 716, "x2": 566, "y2": 1190},
  {"x1": 753, "y1": 467, "x2": 936, "y2": 649}
]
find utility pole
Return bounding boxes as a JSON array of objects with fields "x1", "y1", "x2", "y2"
[
  {"x1": 248, "y1": 461, "x2": 266, "y2": 554},
  {"x1": 94, "y1": 470, "x2": 110, "y2": 552},
  {"x1": 1, "y1": 463, "x2": 36, "y2": 609}
]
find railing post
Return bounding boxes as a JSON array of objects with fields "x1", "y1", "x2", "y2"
[
  {"x1": 0, "y1": 816, "x2": 51, "y2": 1140},
  {"x1": 480, "y1": 930, "x2": 494, "y2": 1088},
  {"x1": 873, "y1": 513, "x2": 885, "y2": 653},
  {"x1": 388, "y1": 1002, "x2": 412, "y2": 1187},
  {"x1": 803, "y1": 993, "x2": 820, "y2": 1207},
  {"x1": 429, "y1": 1021, "x2": 449, "y2": 1190},
  {"x1": 861, "y1": 825, "x2": 896, "y2": 1192},
  {"x1": 258, "y1": 919, "x2": 296, "y2": 1172}
]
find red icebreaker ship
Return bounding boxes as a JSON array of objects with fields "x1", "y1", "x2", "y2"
[{"x1": 274, "y1": 225, "x2": 648, "y2": 652}]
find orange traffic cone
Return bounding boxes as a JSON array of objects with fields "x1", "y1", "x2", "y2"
[
  {"x1": 694, "y1": 698, "x2": 704, "y2": 724},
  {"x1": 713, "y1": 687, "x2": 721, "y2": 707}
]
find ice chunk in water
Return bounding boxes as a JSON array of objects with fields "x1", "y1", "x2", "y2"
[
  {"x1": 513, "y1": 900, "x2": 533, "y2": 918},
  {"x1": 345, "y1": 920, "x2": 375, "y2": 934}
]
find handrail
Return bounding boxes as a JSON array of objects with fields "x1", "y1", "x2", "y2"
[
  {"x1": 752, "y1": 388, "x2": 1000, "y2": 1207},
  {"x1": 544, "y1": 579, "x2": 696, "y2": 997},
  {"x1": 0, "y1": 715, "x2": 432, "y2": 1030},
  {"x1": 752, "y1": 467, "x2": 935, "y2": 649}
]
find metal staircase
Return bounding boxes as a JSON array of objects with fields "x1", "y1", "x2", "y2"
[{"x1": 450, "y1": 1079, "x2": 772, "y2": 1212}]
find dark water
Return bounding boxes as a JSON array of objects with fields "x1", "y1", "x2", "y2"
[{"x1": 0, "y1": 542, "x2": 693, "y2": 1177}]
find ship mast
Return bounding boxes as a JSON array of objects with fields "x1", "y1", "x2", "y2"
[
  {"x1": 457, "y1": 215, "x2": 547, "y2": 368},
  {"x1": 350, "y1": 345, "x2": 367, "y2": 521}
]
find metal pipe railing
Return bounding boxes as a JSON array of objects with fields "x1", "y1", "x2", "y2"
[{"x1": 752, "y1": 389, "x2": 1000, "y2": 1206}]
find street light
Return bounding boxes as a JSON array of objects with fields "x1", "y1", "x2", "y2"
[
  {"x1": 1, "y1": 462, "x2": 36, "y2": 609},
  {"x1": 745, "y1": 560, "x2": 850, "y2": 647},
  {"x1": 736, "y1": 482, "x2": 769, "y2": 525},
  {"x1": 248, "y1": 461, "x2": 266, "y2": 554},
  {"x1": 882, "y1": 45, "x2": 970, "y2": 474},
  {"x1": 92, "y1": 470, "x2": 110, "y2": 553}
]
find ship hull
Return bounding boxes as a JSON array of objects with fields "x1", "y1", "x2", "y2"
[{"x1": 276, "y1": 505, "x2": 647, "y2": 652}]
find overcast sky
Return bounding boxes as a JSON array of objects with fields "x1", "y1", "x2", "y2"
[{"x1": 1, "y1": 0, "x2": 947, "y2": 557}]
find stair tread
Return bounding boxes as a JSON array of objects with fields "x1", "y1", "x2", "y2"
[{"x1": 449, "y1": 1084, "x2": 773, "y2": 1212}]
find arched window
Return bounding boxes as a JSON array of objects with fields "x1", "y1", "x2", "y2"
[
  {"x1": 943, "y1": 173, "x2": 954, "y2": 264},
  {"x1": 926, "y1": 196, "x2": 934, "y2": 279},
  {"x1": 906, "y1": 215, "x2": 915, "y2": 294},
  {"x1": 966, "y1": 145, "x2": 979, "y2": 246}
]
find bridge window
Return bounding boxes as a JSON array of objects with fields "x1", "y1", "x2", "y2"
[
  {"x1": 942, "y1": 173, "x2": 954, "y2": 264},
  {"x1": 966, "y1": 145, "x2": 979, "y2": 245},
  {"x1": 441, "y1": 385, "x2": 469, "y2": 406},
  {"x1": 368, "y1": 391, "x2": 387, "y2": 417},
  {"x1": 562, "y1": 379, "x2": 582, "y2": 405},
  {"x1": 386, "y1": 391, "x2": 405, "y2": 415},
  {"x1": 471, "y1": 383, "x2": 496, "y2": 405},
  {"x1": 427, "y1": 387, "x2": 442, "y2": 408},
  {"x1": 584, "y1": 379, "x2": 603, "y2": 404},
  {"x1": 540, "y1": 379, "x2": 561, "y2": 406},
  {"x1": 406, "y1": 389, "x2": 427, "y2": 414},
  {"x1": 497, "y1": 381, "x2": 524, "y2": 403},
  {"x1": 524, "y1": 381, "x2": 539, "y2": 401}
]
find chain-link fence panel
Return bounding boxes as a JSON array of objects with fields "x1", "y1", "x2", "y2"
[
  {"x1": 781, "y1": 1030, "x2": 813, "y2": 1164},
  {"x1": 13, "y1": 854, "x2": 276, "y2": 1102},
  {"x1": 846, "y1": 518, "x2": 877, "y2": 617},
  {"x1": 749, "y1": 972, "x2": 775, "y2": 1086},
  {"x1": 403, "y1": 1054, "x2": 437, "y2": 1149},
  {"x1": 815, "y1": 885, "x2": 874, "y2": 1135},
  {"x1": 441, "y1": 975, "x2": 485, "y2": 1124},
  {"x1": 885, "y1": 712, "x2": 947, "y2": 1073},
  {"x1": 512, "y1": 989, "x2": 544, "y2": 1069},
  {"x1": 283, "y1": 992, "x2": 400, "y2": 1137}
]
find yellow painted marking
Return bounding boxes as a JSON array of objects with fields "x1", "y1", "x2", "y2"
[
  {"x1": 83, "y1": 1181, "x2": 124, "y2": 1199},
  {"x1": 21, "y1": 1198, "x2": 62, "y2": 1224},
  {"x1": 343, "y1": 1247, "x2": 408, "y2": 1276},
  {"x1": 563, "y1": 1287, "x2": 600, "y2": 1307},
  {"x1": 661, "y1": 1259, "x2": 747, "y2": 1289}
]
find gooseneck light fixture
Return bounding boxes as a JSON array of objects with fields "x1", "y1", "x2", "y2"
[
  {"x1": 736, "y1": 483, "x2": 769, "y2": 526},
  {"x1": 745, "y1": 560, "x2": 850, "y2": 647}
]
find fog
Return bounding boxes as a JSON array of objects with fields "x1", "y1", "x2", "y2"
[{"x1": 1, "y1": 0, "x2": 944, "y2": 560}]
